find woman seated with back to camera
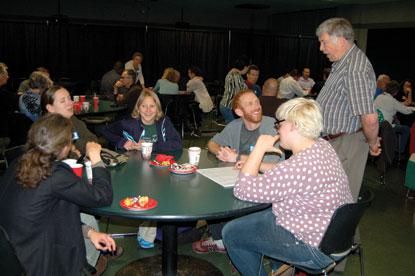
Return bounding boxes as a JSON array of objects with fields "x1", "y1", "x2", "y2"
[
  {"x1": 19, "y1": 70, "x2": 53, "y2": 122},
  {"x1": 0, "y1": 113, "x2": 114, "y2": 276},
  {"x1": 186, "y1": 66, "x2": 214, "y2": 136},
  {"x1": 222, "y1": 98, "x2": 353, "y2": 276}
]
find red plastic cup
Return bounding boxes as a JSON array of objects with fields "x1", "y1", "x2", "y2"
[
  {"x1": 93, "y1": 96, "x2": 99, "y2": 110},
  {"x1": 80, "y1": 95, "x2": 86, "y2": 103},
  {"x1": 73, "y1": 102, "x2": 82, "y2": 113},
  {"x1": 71, "y1": 163, "x2": 83, "y2": 178}
]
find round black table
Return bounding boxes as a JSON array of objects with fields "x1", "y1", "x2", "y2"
[{"x1": 84, "y1": 149, "x2": 270, "y2": 276}]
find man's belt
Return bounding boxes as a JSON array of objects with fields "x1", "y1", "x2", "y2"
[{"x1": 322, "y1": 128, "x2": 363, "y2": 141}]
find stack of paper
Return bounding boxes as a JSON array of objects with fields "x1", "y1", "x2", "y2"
[{"x1": 197, "y1": 166, "x2": 239, "y2": 188}]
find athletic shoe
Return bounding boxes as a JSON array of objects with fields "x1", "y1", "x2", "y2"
[
  {"x1": 192, "y1": 238, "x2": 226, "y2": 254},
  {"x1": 137, "y1": 235, "x2": 155, "y2": 249}
]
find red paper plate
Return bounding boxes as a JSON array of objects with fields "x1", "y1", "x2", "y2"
[{"x1": 119, "y1": 197, "x2": 158, "y2": 211}]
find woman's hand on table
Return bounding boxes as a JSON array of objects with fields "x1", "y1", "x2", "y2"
[
  {"x1": 88, "y1": 229, "x2": 116, "y2": 252},
  {"x1": 86, "y1": 142, "x2": 102, "y2": 165},
  {"x1": 123, "y1": 140, "x2": 141, "y2": 151}
]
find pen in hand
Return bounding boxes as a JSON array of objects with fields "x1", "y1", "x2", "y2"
[{"x1": 122, "y1": 131, "x2": 137, "y2": 143}]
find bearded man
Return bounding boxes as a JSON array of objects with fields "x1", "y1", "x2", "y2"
[{"x1": 208, "y1": 89, "x2": 283, "y2": 163}]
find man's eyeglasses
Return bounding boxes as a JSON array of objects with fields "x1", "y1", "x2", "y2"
[{"x1": 274, "y1": 119, "x2": 285, "y2": 130}]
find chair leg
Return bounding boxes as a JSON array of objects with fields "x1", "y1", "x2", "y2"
[
  {"x1": 291, "y1": 267, "x2": 296, "y2": 276},
  {"x1": 359, "y1": 246, "x2": 365, "y2": 276}
]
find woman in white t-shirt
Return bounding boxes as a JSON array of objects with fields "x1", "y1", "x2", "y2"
[{"x1": 186, "y1": 66, "x2": 213, "y2": 113}]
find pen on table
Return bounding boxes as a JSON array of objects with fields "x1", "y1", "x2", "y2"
[{"x1": 122, "y1": 131, "x2": 137, "y2": 143}]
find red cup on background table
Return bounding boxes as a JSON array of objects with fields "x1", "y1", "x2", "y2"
[
  {"x1": 73, "y1": 102, "x2": 82, "y2": 113},
  {"x1": 93, "y1": 96, "x2": 99, "y2": 111},
  {"x1": 80, "y1": 95, "x2": 86, "y2": 103}
]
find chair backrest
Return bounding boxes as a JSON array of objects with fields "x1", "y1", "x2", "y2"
[
  {"x1": 4, "y1": 145, "x2": 25, "y2": 168},
  {"x1": 0, "y1": 225, "x2": 26, "y2": 275},
  {"x1": 319, "y1": 189, "x2": 374, "y2": 255}
]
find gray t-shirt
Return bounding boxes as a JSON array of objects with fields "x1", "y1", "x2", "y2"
[
  {"x1": 211, "y1": 116, "x2": 284, "y2": 163},
  {"x1": 239, "y1": 124, "x2": 259, "y2": 155}
]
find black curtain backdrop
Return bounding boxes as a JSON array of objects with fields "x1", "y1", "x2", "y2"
[
  {"x1": 145, "y1": 28, "x2": 229, "y2": 87},
  {"x1": 367, "y1": 28, "x2": 415, "y2": 81},
  {"x1": 0, "y1": 18, "x2": 328, "y2": 93}
]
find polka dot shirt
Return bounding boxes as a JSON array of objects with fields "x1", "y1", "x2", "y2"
[{"x1": 234, "y1": 138, "x2": 353, "y2": 247}]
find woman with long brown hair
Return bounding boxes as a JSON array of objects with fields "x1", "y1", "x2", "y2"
[{"x1": 0, "y1": 113, "x2": 114, "y2": 275}]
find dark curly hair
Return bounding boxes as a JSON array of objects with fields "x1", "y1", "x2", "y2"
[{"x1": 15, "y1": 113, "x2": 72, "y2": 188}]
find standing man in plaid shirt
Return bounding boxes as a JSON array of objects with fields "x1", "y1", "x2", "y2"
[{"x1": 316, "y1": 17, "x2": 381, "y2": 201}]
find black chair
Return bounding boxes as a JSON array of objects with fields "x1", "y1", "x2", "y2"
[
  {"x1": 0, "y1": 225, "x2": 26, "y2": 275},
  {"x1": 4, "y1": 145, "x2": 25, "y2": 168},
  {"x1": 376, "y1": 120, "x2": 397, "y2": 184},
  {"x1": 289, "y1": 189, "x2": 374, "y2": 276}
]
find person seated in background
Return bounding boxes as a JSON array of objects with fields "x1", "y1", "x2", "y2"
[
  {"x1": 297, "y1": 67, "x2": 315, "y2": 91},
  {"x1": 310, "y1": 67, "x2": 330, "y2": 97},
  {"x1": 245, "y1": 65, "x2": 261, "y2": 96},
  {"x1": 113, "y1": 69, "x2": 143, "y2": 117},
  {"x1": 101, "y1": 90, "x2": 182, "y2": 249},
  {"x1": 278, "y1": 69, "x2": 309, "y2": 99},
  {"x1": 0, "y1": 113, "x2": 115, "y2": 276},
  {"x1": 396, "y1": 78, "x2": 414, "y2": 106},
  {"x1": 374, "y1": 80, "x2": 413, "y2": 155},
  {"x1": 0, "y1": 62, "x2": 19, "y2": 145},
  {"x1": 19, "y1": 71, "x2": 53, "y2": 122},
  {"x1": 208, "y1": 89, "x2": 283, "y2": 164},
  {"x1": 222, "y1": 98, "x2": 352, "y2": 276},
  {"x1": 153, "y1": 67, "x2": 180, "y2": 95},
  {"x1": 374, "y1": 74, "x2": 391, "y2": 99},
  {"x1": 100, "y1": 61, "x2": 124, "y2": 99},
  {"x1": 220, "y1": 56, "x2": 249, "y2": 123},
  {"x1": 125, "y1": 51, "x2": 145, "y2": 86},
  {"x1": 186, "y1": 66, "x2": 214, "y2": 136},
  {"x1": 259, "y1": 78, "x2": 287, "y2": 117},
  {"x1": 17, "y1": 66, "x2": 50, "y2": 95}
]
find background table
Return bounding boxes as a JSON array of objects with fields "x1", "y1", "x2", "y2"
[
  {"x1": 85, "y1": 149, "x2": 270, "y2": 275},
  {"x1": 75, "y1": 99, "x2": 127, "y2": 117}
]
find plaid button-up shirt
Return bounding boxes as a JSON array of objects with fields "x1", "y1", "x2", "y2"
[{"x1": 317, "y1": 44, "x2": 376, "y2": 135}]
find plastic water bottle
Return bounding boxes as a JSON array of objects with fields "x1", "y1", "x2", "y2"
[{"x1": 84, "y1": 161, "x2": 93, "y2": 184}]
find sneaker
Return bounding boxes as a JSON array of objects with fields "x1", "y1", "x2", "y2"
[
  {"x1": 192, "y1": 238, "x2": 226, "y2": 254},
  {"x1": 137, "y1": 236, "x2": 155, "y2": 249}
]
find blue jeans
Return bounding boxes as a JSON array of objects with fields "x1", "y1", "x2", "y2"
[
  {"x1": 222, "y1": 208, "x2": 333, "y2": 276},
  {"x1": 219, "y1": 104, "x2": 235, "y2": 124}
]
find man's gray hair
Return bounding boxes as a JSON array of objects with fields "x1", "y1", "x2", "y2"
[
  {"x1": 377, "y1": 74, "x2": 390, "y2": 81},
  {"x1": 316, "y1": 17, "x2": 355, "y2": 42}
]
